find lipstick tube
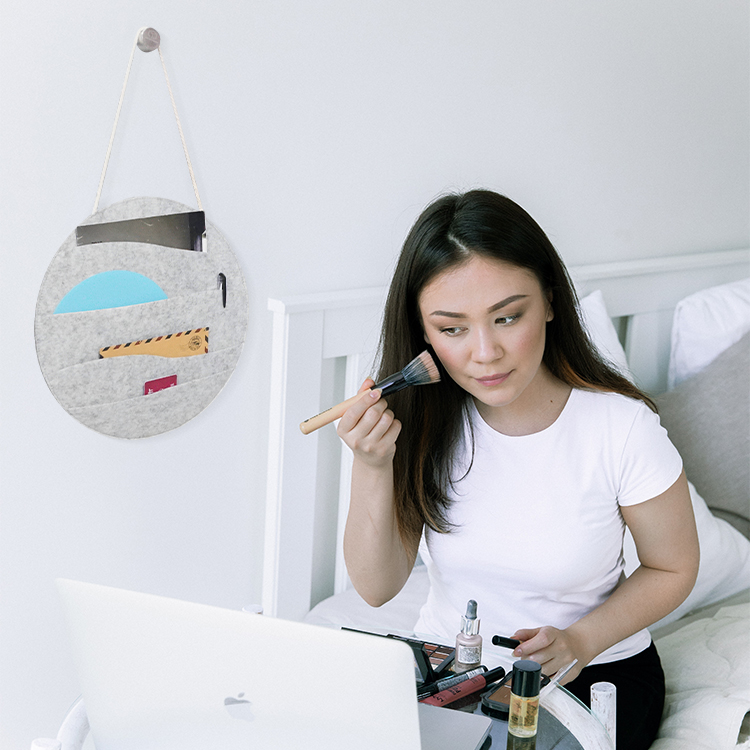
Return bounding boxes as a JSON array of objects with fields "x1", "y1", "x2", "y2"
[
  {"x1": 417, "y1": 666, "x2": 487, "y2": 699},
  {"x1": 420, "y1": 665, "x2": 506, "y2": 707}
]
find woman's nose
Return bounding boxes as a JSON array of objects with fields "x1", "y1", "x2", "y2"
[{"x1": 471, "y1": 327, "x2": 503, "y2": 363}]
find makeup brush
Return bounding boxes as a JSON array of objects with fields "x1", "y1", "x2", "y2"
[{"x1": 299, "y1": 350, "x2": 440, "y2": 434}]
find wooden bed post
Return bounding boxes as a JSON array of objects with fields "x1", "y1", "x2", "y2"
[{"x1": 263, "y1": 300, "x2": 325, "y2": 620}]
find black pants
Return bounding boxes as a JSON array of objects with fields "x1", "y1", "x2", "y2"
[{"x1": 564, "y1": 641, "x2": 665, "y2": 750}]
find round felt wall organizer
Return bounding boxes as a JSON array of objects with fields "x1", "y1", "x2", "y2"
[{"x1": 35, "y1": 196, "x2": 249, "y2": 438}]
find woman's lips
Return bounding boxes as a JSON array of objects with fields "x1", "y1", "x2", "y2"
[{"x1": 475, "y1": 372, "x2": 511, "y2": 387}]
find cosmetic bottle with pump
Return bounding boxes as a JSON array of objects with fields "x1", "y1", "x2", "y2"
[
  {"x1": 508, "y1": 660, "x2": 542, "y2": 739},
  {"x1": 455, "y1": 600, "x2": 482, "y2": 673}
]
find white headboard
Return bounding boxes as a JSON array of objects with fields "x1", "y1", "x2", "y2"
[{"x1": 263, "y1": 248, "x2": 750, "y2": 620}]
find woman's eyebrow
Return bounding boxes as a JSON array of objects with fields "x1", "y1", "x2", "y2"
[
  {"x1": 487, "y1": 294, "x2": 528, "y2": 313},
  {"x1": 429, "y1": 294, "x2": 528, "y2": 318}
]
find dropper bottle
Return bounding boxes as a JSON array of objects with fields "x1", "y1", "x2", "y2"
[{"x1": 454, "y1": 599, "x2": 482, "y2": 673}]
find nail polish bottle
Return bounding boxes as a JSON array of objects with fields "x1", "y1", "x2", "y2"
[
  {"x1": 508, "y1": 660, "x2": 541, "y2": 738},
  {"x1": 455, "y1": 599, "x2": 482, "y2": 673}
]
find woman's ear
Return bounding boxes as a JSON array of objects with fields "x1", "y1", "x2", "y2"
[{"x1": 546, "y1": 291, "x2": 554, "y2": 322}]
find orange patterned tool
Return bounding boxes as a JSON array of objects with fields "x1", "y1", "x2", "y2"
[{"x1": 99, "y1": 328, "x2": 209, "y2": 359}]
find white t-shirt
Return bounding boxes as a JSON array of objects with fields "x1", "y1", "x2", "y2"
[{"x1": 414, "y1": 388, "x2": 683, "y2": 665}]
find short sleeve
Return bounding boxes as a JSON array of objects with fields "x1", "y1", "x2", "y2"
[{"x1": 617, "y1": 403, "x2": 683, "y2": 507}]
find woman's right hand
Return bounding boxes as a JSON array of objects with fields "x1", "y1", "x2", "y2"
[{"x1": 336, "y1": 378, "x2": 402, "y2": 467}]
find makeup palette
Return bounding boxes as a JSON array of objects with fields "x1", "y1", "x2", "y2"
[
  {"x1": 386, "y1": 635, "x2": 455, "y2": 684},
  {"x1": 481, "y1": 674, "x2": 514, "y2": 719},
  {"x1": 421, "y1": 641, "x2": 456, "y2": 675}
]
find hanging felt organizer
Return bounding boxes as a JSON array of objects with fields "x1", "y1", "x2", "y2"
[{"x1": 35, "y1": 28, "x2": 249, "y2": 439}]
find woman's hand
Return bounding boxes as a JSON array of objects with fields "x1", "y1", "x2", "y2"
[
  {"x1": 336, "y1": 378, "x2": 402, "y2": 467},
  {"x1": 509, "y1": 626, "x2": 589, "y2": 683}
]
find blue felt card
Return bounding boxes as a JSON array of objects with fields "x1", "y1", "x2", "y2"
[{"x1": 54, "y1": 270, "x2": 168, "y2": 314}]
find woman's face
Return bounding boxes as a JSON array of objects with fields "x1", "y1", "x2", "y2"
[{"x1": 418, "y1": 254, "x2": 554, "y2": 420}]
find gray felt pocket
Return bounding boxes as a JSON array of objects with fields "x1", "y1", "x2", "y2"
[
  {"x1": 46, "y1": 346, "x2": 243, "y2": 410},
  {"x1": 35, "y1": 197, "x2": 248, "y2": 438},
  {"x1": 66, "y1": 369, "x2": 237, "y2": 439}
]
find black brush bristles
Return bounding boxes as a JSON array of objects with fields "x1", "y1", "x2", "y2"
[{"x1": 376, "y1": 351, "x2": 441, "y2": 396}]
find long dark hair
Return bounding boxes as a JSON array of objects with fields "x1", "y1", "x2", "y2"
[{"x1": 378, "y1": 190, "x2": 655, "y2": 542}]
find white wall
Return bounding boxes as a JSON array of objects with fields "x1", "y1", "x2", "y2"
[{"x1": 0, "y1": 0, "x2": 747, "y2": 745}]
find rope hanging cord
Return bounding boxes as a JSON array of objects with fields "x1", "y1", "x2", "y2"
[{"x1": 93, "y1": 28, "x2": 203, "y2": 214}]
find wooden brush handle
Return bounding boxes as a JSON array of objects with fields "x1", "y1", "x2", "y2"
[{"x1": 299, "y1": 390, "x2": 370, "y2": 434}]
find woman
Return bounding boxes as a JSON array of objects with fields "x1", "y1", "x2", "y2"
[{"x1": 337, "y1": 190, "x2": 698, "y2": 750}]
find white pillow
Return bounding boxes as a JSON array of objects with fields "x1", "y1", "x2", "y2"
[
  {"x1": 623, "y1": 480, "x2": 750, "y2": 630},
  {"x1": 579, "y1": 290, "x2": 632, "y2": 379},
  {"x1": 668, "y1": 277, "x2": 750, "y2": 389}
]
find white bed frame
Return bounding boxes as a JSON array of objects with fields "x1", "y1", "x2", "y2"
[{"x1": 263, "y1": 248, "x2": 750, "y2": 621}]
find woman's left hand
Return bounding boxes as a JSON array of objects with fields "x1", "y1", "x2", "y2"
[{"x1": 509, "y1": 626, "x2": 589, "y2": 683}]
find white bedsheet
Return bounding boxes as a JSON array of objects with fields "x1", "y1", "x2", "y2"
[{"x1": 652, "y1": 602, "x2": 750, "y2": 750}]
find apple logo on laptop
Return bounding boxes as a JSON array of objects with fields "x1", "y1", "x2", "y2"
[{"x1": 224, "y1": 693, "x2": 254, "y2": 722}]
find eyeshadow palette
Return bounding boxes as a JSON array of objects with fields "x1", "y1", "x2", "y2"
[
  {"x1": 387, "y1": 635, "x2": 455, "y2": 683},
  {"x1": 421, "y1": 641, "x2": 456, "y2": 674}
]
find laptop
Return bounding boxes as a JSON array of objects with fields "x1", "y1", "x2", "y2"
[{"x1": 57, "y1": 579, "x2": 492, "y2": 750}]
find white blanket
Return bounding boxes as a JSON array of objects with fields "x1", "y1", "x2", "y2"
[{"x1": 652, "y1": 603, "x2": 750, "y2": 750}]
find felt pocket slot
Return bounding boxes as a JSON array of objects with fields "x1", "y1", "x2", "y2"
[
  {"x1": 66, "y1": 369, "x2": 237, "y2": 439},
  {"x1": 36, "y1": 240, "x2": 217, "y2": 317},
  {"x1": 46, "y1": 346, "x2": 243, "y2": 411},
  {"x1": 36, "y1": 290, "x2": 227, "y2": 373}
]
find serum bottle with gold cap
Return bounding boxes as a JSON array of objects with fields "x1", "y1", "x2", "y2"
[{"x1": 455, "y1": 599, "x2": 482, "y2": 673}]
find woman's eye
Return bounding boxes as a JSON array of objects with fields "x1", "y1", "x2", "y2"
[
  {"x1": 439, "y1": 326, "x2": 465, "y2": 336},
  {"x1": 496, "y1": 314, "x2": 520, "y2": 326}
]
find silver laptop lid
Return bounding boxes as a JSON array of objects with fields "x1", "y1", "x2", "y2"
[{"x1": 57, "y1": 579, "x2": 422, "y2": 750}]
